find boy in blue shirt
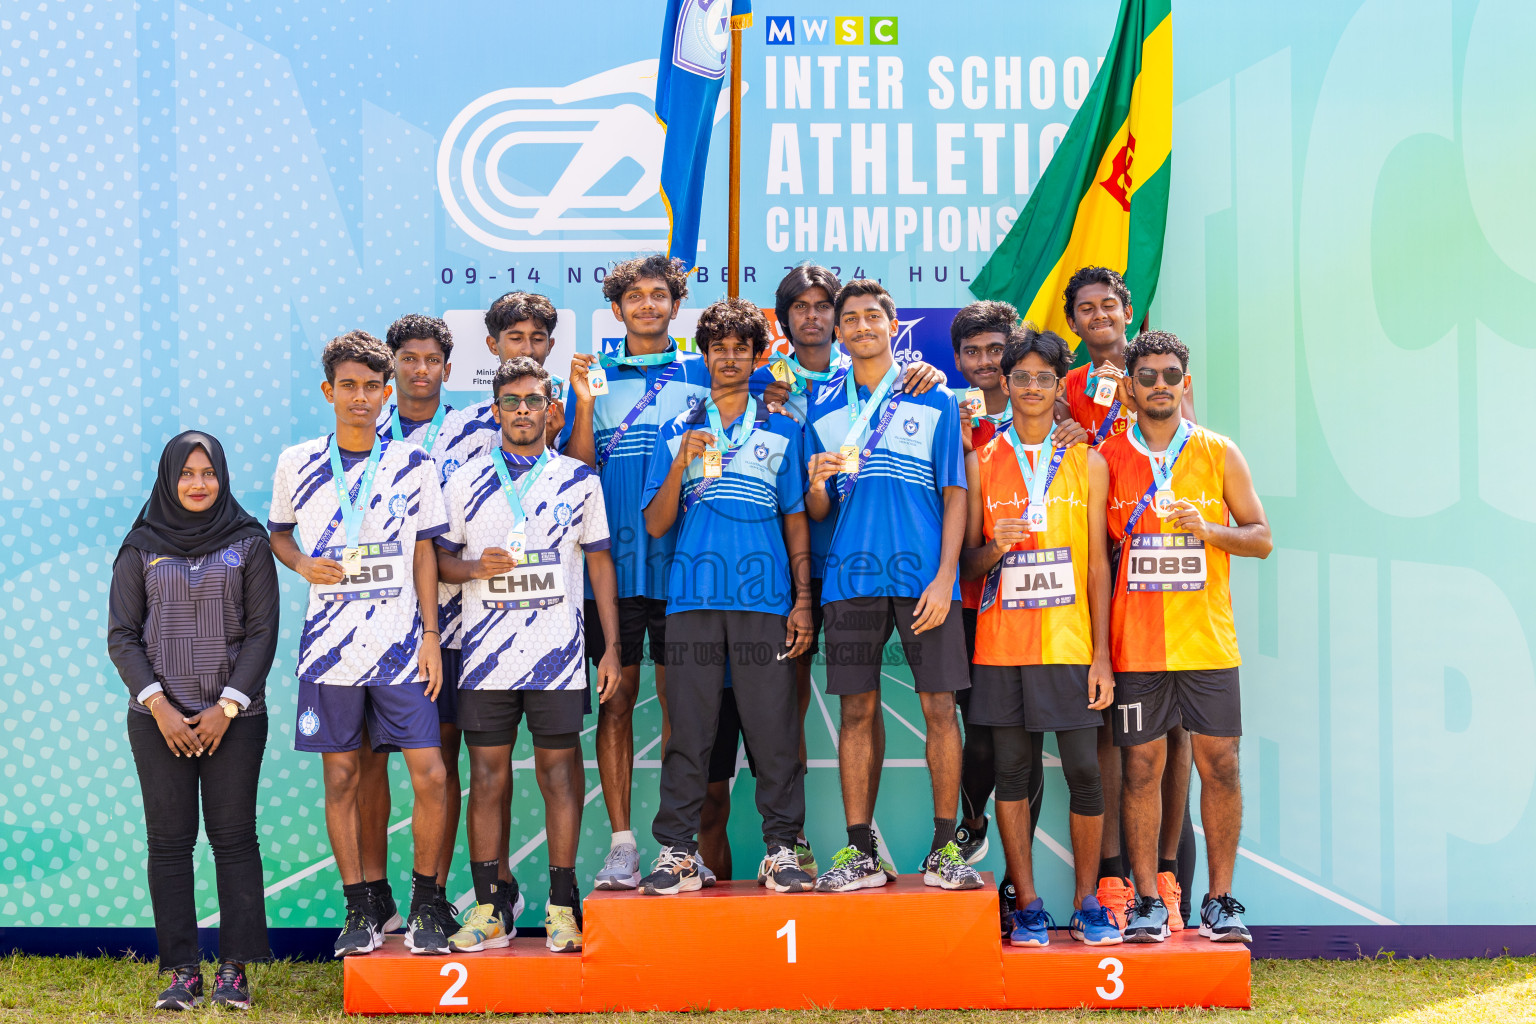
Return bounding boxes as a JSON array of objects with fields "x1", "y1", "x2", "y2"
[
  {"x1": 803, "y1": 280, "x2": 984, "y2": 894},
  {"x1": 565, "y1": 255, "x2": 712, "y2": 889},
  {"x1": 638, "y1": 298, "x2": 815, "y2": 895}
]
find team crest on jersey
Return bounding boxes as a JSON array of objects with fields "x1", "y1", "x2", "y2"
[
  {"x1": 553, "y1": 501, "x2": 574, "y2": 526},
  {"x1": 298, "y1": 707, "x2": 321, "y2": 737},
  {"x1": 442, "y1": 458, "x2": 462, "y2": 479},
  {"x1": 754, "y1": 442, "x2": 769, "y2": 461},
  {"x1": 388, "y1": 494, "x2": 408, "y2": 518},
  {"x1": 222, "y1": 549, "x2": 241, "y2": 567},
  {"x1": 686, "y1": 394, "x2": 701, "y2": 410},
  {"x1": 903, "y1": 416, "x2": 920, "y2": 436}
]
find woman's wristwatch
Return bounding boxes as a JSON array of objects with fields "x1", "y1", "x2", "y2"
[{"x1": 218, "y1": 697, "x2": 241, "y2": 718}]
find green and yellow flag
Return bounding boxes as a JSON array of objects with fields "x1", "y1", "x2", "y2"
[{"x1": 970, "y1": 0, "x2": 1171, "y2": 348}]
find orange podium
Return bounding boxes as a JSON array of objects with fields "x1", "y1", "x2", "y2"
[{"x1": 342, "y1": 875, "x2": 1250, "y2": 1014}]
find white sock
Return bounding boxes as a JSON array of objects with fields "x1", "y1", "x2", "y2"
[{"x1": 611, "y1": 830, "x2": 636, "y2": 851}]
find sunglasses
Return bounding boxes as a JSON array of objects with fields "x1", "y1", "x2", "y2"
[
  {"x1": 1007, "y1": 370, "x2": 1059, "y2": 389},
  {"x1": 1132, "y1": 367, "x2": 1186, "y2": 387},
  {"x1": 496, "y1": 394, "x2": 550, "y2": 412}
]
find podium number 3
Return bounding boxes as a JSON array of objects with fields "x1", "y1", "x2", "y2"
[
  {"x1": 1096, "y1": 957, "x2": 1124, "y2": 1000},
  {"x1": 777, "y1": 919, "x2": 797, "y2": 963},
  {"x1": 440, "y1": 962, "x2": 469, "y2": 1006}
]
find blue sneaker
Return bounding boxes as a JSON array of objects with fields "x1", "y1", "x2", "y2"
[
  {"x1": 1069, "y1": 895, "x2": 1123, "y2": 946},
  {"x1": 1199, "y1": 893, "x2": 1252, "y2": 943},
  {"x1": 1123, "y1": 894, "x2": 1170, "y2": 943},
  {"x1": 1007, "y1": 896, "x2": 1056, "y2": 947}
]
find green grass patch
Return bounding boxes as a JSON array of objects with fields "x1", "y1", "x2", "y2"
[{"x1": 1, "y1": 953, "x2": 1534, "y2": 1022}]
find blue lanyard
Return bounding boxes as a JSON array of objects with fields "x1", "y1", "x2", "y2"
[
  {"x1": 1005, "y1": 423, "x2": 1066, "y2": 513},
  {"x1": 773, "y1": 345, "x2": 845, "y2": 394},
  {"x1": 598, "y1": 338, "x2": 678, "y2": 369},
  {"x1": 389, "y1": 403, "x2": 446, "y2": 452},
  {"x1": 1092, "y1": 400, "x2": 1123, "y2": 445},
  {"x1": 597, "y1": 360, "x2": 683, "y2": 467},
  {"x1": 840, "y1": 361, "x2": 902, "y2": 450},
  {"x1": 1132, "y1": 418, "x2": 1192, "y2": 492},
  {"x1": 703, "y1": 396, "x2": 758, "y2": 452},
  {"x1": 490, "y1": 448, "x2": 551, "y2": 534},
  {"x1": 328, "y1": 435, "x2": 383, "y2": 549}
]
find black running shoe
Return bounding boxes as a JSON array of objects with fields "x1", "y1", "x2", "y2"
[
  {"x1": 209, "y1": 960, "x2": 251, "y2": 1009},
  {"x1": 368, "y1": 884, "x2": 401, "y2": 944},
  {"x1": 405, "y1": 903, "x2": 452, "y2": 955},
  {"x1": 428, "y1": 890, "x2": 461, "y2": 936},
  {"x1": 153, "y1": 965, "x2": 203, "y2": 1010},
  {"x1": 334, "y1": 904, "x2": 378, "y2": 957},
  {"x1": 955, "y1": 816, "x2": 990, "y2": 865},
  {"x1": 998, "y1": 876, "x2": 1018, "y2": 937}
]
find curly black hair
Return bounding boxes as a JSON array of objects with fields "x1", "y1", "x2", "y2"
[
  {"x1": 1062, "y1": 265, "x2": 1132, "y2": 324},
  {"x1": 602, "y1": 254, "x2": 690, "y2": 305},
  {"x1": 385, "y1": 314, "x2": 453, "y2": 359},
  {"x1": 322, "y1": 330, "x2": 393, "y2": 383},
  {"x1": 1124, "y1": 329, "x2": 1189, "y2": 374},
  {"x1": 694, "y1": 296, "x2": 771, "y2": 358}
]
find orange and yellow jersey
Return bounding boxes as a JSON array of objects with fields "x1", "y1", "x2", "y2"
[
  {"x1": 960, "y1": 414, "x2": 1008, "y2": 612},
  {"x1": 973, "y1": 434, "x2": 1094, "y2": 667},
  {"x1": 1101, "y1": 423, "x2": 1240, "y2": 673},
  {"x1": 1064, "y1": 363, "x2": 1134, "y2": 446}
]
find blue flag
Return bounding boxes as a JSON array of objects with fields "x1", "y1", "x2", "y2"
[{"x1": 655, "y1": 0, "x2": 751, "y2": 271}]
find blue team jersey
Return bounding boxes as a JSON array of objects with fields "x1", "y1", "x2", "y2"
[
  {"x1": 805, "y1": 373, "x2": 966, "y2": 603},
  {"x1": 747, "y1": 351, "x2": 851, "y2": 427},
  {"x1": 589, "y1": 342, "x2": 711, "y2": 600},
  {"x1": 641, "y1": 402, "x2": 807, "y2": 616}
]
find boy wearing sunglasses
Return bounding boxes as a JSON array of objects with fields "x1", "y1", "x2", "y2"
[
  {"x1": 435, "y1": 357, "x2": 623, "y2": 954},
  {"x1": 1099, "y1": 331, "x2": 1271, "y2": 945}
]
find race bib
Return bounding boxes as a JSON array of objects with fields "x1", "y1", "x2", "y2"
[
  {"x1": 1125, "y1": 534, "x2": 1207, "y2": 592},
  {"x1": 999, "y1": 546, "x2": 1077, "y2": 610},
  {"x1": 472, "y1": 549, "x2": 565, "y2": 610},
  {"x1": 317, "y1": 542, "x2": 407, "y2": 603}
]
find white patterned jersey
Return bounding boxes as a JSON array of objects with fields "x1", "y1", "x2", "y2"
[
  {"x1": 439, "y1": 450, "x2": 609, "y2": 691},
  {"x1": 267, "y1": 435, "x2": 449, "y2": 686}
]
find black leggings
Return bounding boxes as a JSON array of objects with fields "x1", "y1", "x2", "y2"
[
  {"x1": 994, "y1": 726, "x2": 1103, "y2": 816},
  {"x1": 128, "y1": 711, "x2": 271, "y2": 970}
]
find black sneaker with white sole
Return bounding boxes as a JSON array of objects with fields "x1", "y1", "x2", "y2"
[
  {"x1": 334, "y1": 904, "x2": 378, "y2": 957},
  {"x1": 639, "y1": 845, "x2": 703, "y2": 895},
  {"x1": 998, "y1": 876, "x2": 1018, "y2": 937},
  {"x1": 368, "y1": 885, "x2": 401, "y2": 945},
  {"x1": 153, "y1": 966, "x2": 204, "y2": 1011},
  {"x1": 955, "y1": 817, "x2": 990, "y2": 865},
  {"x1": 209, "y1": 960, "x2": 251, "y2": 1009},
  {"x1": 405, "y1": 903, "x2": 452, "y2": 954},
  {"x1": 757, "y1": 844, "x2": 815, "y2": 892},
  {"x1": 1199, "y1": 892, "x2": 1253, "y2": 943}
]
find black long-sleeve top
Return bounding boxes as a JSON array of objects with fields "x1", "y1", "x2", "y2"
[{"x1": 107, "y1": 535, "x2": 280, "y2": 717}]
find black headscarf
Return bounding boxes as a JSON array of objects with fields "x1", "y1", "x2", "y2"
[{"x1": 119, "y1": 430, "x2": 267, "y2": 559}]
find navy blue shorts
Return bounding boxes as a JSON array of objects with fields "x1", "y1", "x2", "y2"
[
  {"x1": 437, "y1": 648, "x2": 461, "y2": 726},
  {"x1": 294, "y1": 679, "x2": 441, "y2": 754}
]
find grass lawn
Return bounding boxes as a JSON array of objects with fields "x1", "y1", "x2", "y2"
[{"x1": 0, "y1": 954, "x2": 1533, "y2": 1023}]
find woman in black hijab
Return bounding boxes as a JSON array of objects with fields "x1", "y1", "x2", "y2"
[{"x1": 107, "y1": 431, "x2": 279, "y2": 1011}]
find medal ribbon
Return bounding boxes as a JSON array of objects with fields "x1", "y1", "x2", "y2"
[
  {"x1": 328, "y1": 435, "x2": 384, "y2": 550},
  {"x1": 598, "y1": 338, "x2": 679, "y2": 370},
  {"x1": 772, "y1": 345, "x2": 845, "y2": 394},
  {"x1": 1091, "y1": 399, "x2": 1123, "y2": 445},
  {"x1": 389, "y1": 403, "x2": 447, "y2": 452},
  {"x1": 684, "y1": 398, "x2": 759, "y2": 511},
  {"x1": 596, "y1": 361, "x2": 683, "y2": 467},
  {"x1": 1132, "y1": 418, "x2": 1192, "y2": 494},
  {"x1": 839, "y1": 362, "x2": 902, "y2": 452},
  {"x1": 836, "y1": 379, "x2": 905, "y2": 501},
  {"x1": 979, "y1": 426, "x2": 1068, "y2": 613},
  {"x1": 491, "y1": 448, "x2": 551, "y2": 537}
]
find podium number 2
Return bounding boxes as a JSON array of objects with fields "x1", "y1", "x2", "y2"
[
  {"x1": 440, "y1": 962, "x2": 469, "y2": 1006},
  {"x1": 777, "y1": 919, "x2": 797, "y2": 963},
  {"x1": 1096, "y1": 957, "x2": 1124, "y2": 1001}
]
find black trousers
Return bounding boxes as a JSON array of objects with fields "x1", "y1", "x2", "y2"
[
  {"x1": 128, "y1": 711, "x2": 270, "y2": 970},
  {"x1": 652, "y1": 610, "x2": 806, "y2": 851}
]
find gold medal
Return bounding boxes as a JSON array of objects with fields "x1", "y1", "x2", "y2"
[
  {"x1": 840, "y1": 444, "x2": 860, "y2": 473},
  {"x1": 703, "y1": 447, "x2": 723, "y2": 478},
  {"x1": 770, "y1": 358, "x2": 793, "y2": 384},
  {"x1": 965, "y1": 387, "x2": 985, "y2": 426},
  {"x1": 341, "y1": 547, "x2": 363, "y2": 575},
  {"x1": 1153, "y1": 489, "x2": 1177, "y2": 518}
]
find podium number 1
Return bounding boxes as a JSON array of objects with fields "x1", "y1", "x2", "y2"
[
  {"x1": 440, "y1": 962, "x2": 469, "y2": 1006},
  {"x1": 777, "y1": 919, "x2": 797, "y2": 963}
]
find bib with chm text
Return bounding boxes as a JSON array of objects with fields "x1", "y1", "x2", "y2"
[
  {"x1": 998, "y1": 546, "x2": 1077, "y2": 609},
  {"x1": 471, "y1": 548, "x2": 565, "y2": 609}
]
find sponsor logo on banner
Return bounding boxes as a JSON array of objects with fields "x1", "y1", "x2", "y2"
[{"x1": 764, "y1": 15, "x2": 896, "y2": 46}]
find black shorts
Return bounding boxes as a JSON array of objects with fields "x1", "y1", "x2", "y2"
[
  {"x1": 1111, "y1": 668, "x2": 1242, "y2": 747},
  {"x1": 436, "y1": 648, "x2": 461, "y2": 726},
  {"x1": 584, "y1": 595, "x2": 668, "y2": 668},
  {"x1": 968, "y1": 664, "x2": 1103, "y2": 732},
  {"x1": 458, "y1": 687, "x2": 585, "y2": 749},
  {"x1": 955, "y1": 607, "x2": 979, "y2": 718},
  {"x1": 822, "y1": 596, "x2": 970, "y2": 696},
  {"x1": 796, "y1": 576, "x2": 826, "y2": 660},
  {"x1": 706, "y1": 687, "x2": 760, "y2": 784}
]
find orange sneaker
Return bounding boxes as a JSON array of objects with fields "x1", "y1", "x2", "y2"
[
  {"x1": 1157, "y1": 871, "x2": 1185, "y2": 931},
  {"x1": 1095, "y1": 876, "x2": 1135, "y2": 934}
]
